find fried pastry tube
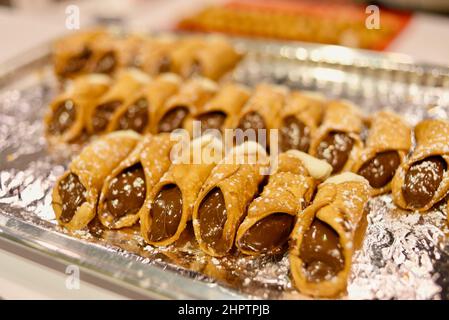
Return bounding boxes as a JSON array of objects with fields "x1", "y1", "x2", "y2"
[
  {"x1": 97, "y1": 133, "x2": 175, "y2": 229},
  {"x1": 141, "y1": 135, "x2": 223, "y2": 246},
  {"x1": 86, "y1": 69, "x2": 151, "y2": 134},
  {"x1": 234, "y1": 83, "x2": 287, "y2": 149},
  {"x1": 106, "y1": 73, "x2": 182, "y2": 134},
  {"x1": 310, "y1": 100, "x2": 364, "y2": 174},
  {"x1": 52, "y1": 29, "x2": 105, "y2": 78},
  {"x1": 392, "y1": 119, "x2": 449, "y2": 211},
  {"x1": 289, "y1": 173, "x2": 371, "y2": 298},
  {"x1": 52, "y1": 131, "x2": 141, "y2": 230},
  {"x1": 169, "y1": 37, "x2": 205, "y2": 78},
  {"x1": 192, "y1": 141, "x2": 270, "y2": 257},
  {"x1": 188, "y1": 37, "x2": 241, "y2": 80},
  {"x1": 137, "y1": 36, "x2": 177, "y2": 75},
  {"x1": 278, "y1": 91, "x2": 325, "y2": 153},
  {"x1": 45, "y1": 74, "x2": 111, "y2": 143},
  {"x1": 186, "y1": 83, "x2": 250, "y2": 134},
  {"x1": 86, "y1": 33, "x2": 144, "y2": 74},
  {"x1": 154, "y1": 77, "x2": 218, "y2": 133},
  {"x1": 353, "y1": 111, "x2": 411, "y2": 195},
  {"x1": 236, "y1": 151, "x2": 332, "y2": 255}
]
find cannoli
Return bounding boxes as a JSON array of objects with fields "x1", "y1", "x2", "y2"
[
  {"x1": 278, "y1": 91, "x2": 325, "y2": 153},
  {"x1": 187, "y1": 83, "x2": 250, "y2": 134},
  {"x1": 106, "y1": 73, "x2": 182, "y2": 134},
  {"x1": 234, "y1": 83, "x2": 287, "y2": 149},
  {"x1": 154, "y1": 77, "x2": 218, "y2": 133},
  {"x1": 392, "y1": 119, "x2": 449, "y2": 211},
  {"x1": 192, "y1": 141, "x2": 270, "y2": 257},
  {"x1": 169, "y1": 37, "x2": 205, "y2": 78},
  {"x1": 53, "y1": 29, "x2": 105, "y2": 78},
  {"x1": 52, "y1": 131, "x2": 141, "y2": 230},
  {"x1": 289, "y1": 173, "x2": 371, "y2": 298},
  {"x1": 137, "y1": 36, "x2": 177, "y2": 75},
  {"x1": 309, "y1": 100, "x2": 364, "y2": 174},
  {"x1": 353, "y1": 111, "x2": 411, "y2": 195},
  {"x1": 188, "y1": 37, "x2": 241, "y2": 80},
  {"x1": 86, "y1": 69, "x2": 151, "y2": 134},
  {"x1": 141, "y1": 135, "x2": 223, "y2": 246},
  {"x1": 236, "y1": 151, "x2": 332, "y2": 255},
  {"x1": 97, "y1": 133, "x2": 176, "y2": 229},
  {"x1": 45, "y1": 74, "x2": 111, "y2": 143}
]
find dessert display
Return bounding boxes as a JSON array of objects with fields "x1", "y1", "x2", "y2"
[{"x1": 1, "y1": 29, "x2": 448, "y2": 300}]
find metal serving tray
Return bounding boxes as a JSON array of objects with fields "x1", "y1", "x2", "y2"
[{"x1": 1, "y1": 35, "x2": 448, "y2": 300}]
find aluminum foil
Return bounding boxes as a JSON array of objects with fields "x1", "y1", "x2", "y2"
[{"x1": 1, "y1": 42, "x2": 449, "y2": 299}]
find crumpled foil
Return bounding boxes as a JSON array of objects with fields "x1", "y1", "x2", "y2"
[{"x1": 1, "y1": 50, "x2": 449, "y2": 299}]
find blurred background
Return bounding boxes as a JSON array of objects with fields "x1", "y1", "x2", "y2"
[{"x1": 0, "y1": 0, "x2": 448, "y2": 65}]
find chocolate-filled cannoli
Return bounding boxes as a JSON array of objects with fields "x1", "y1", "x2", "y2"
[
  {"x1": 141, "y1": 135, "x2": 223, "y2": 246},
  {"x1": 137, "y1": 36, "x2": 177, "y2": 75},
  {"x1": 169, "y1": 37, "x2": 205, "y2": 78},
  {"x1": 188, "y1": 37, "x2": 241, "y2": 80},
  {"x1": 106, "y1": 73, "x2": 181, "y2": 134},
  {"x1": 53, "y1": 29, "x2": 105, "y2": 78},
  {"x1": 310, "y1": 100, "x2": 364, "y2": 174},
  {"x1": 233, "y1": 83, "x2": 287, "y2": 148},
  {"x1": 87, "y1": 33, "x2": 144, "y2": 74},
  {"x1": 236, "y1": 151, "x2": 332, "y2": 255},
  {"x1": 52, "y1": 131, "x2": 141, "y2": 230},
  {"x1": 45, "y1": 74, "x2": 111, "y2": 143},
  {"x1": 97, "y1": 133, "x2": 175, "y2": 229},
  {"x1": 187, "y1": 83, "x2": 250, "y2": 135},
  {"x1": 86, "y1": 69, "x2": 151, "y2": 134},
  {"x1": 192, "y1": 141, "x2": 270, "y2": 257},
  {"x1": 154, "y1": 77, "x2": 218, "y2": 133},
  {"x1": 289, "y1": 173, "x2": 370, "y2": 298},
  {"x1": 278, "y1": 91, "x2": 325, "y2": 153},
  {"x1": 353, "y1": 111, "x2": 411, "y2": 195},
  {"x1": 392, "y1": 119, "x2": 449, "y2": 211}
]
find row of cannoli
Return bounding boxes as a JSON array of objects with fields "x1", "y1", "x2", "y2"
[
  {"x1": 52, "y1": 130, "x2": 372, "y2": 297},
  {"x1": 53, "y1": 29, "x2": 241, "y2": 81}
]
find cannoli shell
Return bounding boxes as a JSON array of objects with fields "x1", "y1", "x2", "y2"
[
  {"x1": 85, "y1": 69, "x2": 151, "y2": 134},
  {"x1": 392, "y1": 119, "x2": 449, "y2": 211},
  {"x1": 141, "y1": 135, "x2": 223, "y2": 246},
  {"x1": 52, "y1": 131, "x2": 141, "y2": 230},
  {"x1": 352, "y1": 110, "x2": 411, "y2": 195},
  {"x1": 236, "y1": 153, "x2": 318, "y2": 255},
  {"x1": 169, "y1": 37, "x2": 205, "y2": 78},
  {"x1": 309, "y1": 100, "x2": 364, "y2": 172},
  {"x1": 192, "y1": 142, "x2": 270, "y2": 257},
  {"x1": 289, "y1": 173, "x2": 371, "y2": 298},
  {"x1": 98, "y1": 133, "x2": 175, "y2": 229},
  {"x1": 138, "y1": 36, "x2": 177, "y2": 75},
  {"x1": 106, "y1": 73, "x2": 182, "y2": 133}
]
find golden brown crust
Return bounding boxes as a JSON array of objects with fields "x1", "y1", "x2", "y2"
[
  {"x1": 392, "y1": 119, "x2": 449, "y2": 211},
  {"x1": 352, "y1": 110, "x2": 411, "y2": 195},
  {"x1": 52, "y1": 131, "x2": 141, "y2": 230},
  {"x1": 97, "y1": 133, "x2": 175, "y2": 229},
  {"x1": 137, "y1": 36, "x2": 177, "y2": 75},
  {"x1": 168, "y1": 37, "x2": 205, "y2": 78},
  {"x1": 289, "y1": 174, "x2": 371, "y2": 298}
]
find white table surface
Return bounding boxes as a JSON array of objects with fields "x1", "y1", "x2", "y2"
[{"x1": 0, "y1": 0, "x2": 448, "y2": 299}]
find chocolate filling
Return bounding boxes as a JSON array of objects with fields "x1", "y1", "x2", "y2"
[
  {"x1": 402, "y1": 156, "x2": 446, "y2": 209},
  {"x1": 103, "y1": 163, "x2": 146, "y2": 219},
  {"x1": 236, "y1": 111, "x2": 266, "y2": 145},
  {"x1": 48, "y1": 100, "x2": 77, "y2": 135},
  {"x1": 57, "y1": 173, "x2": 87, "y2": 223},
  {"x1": 238, "y1": 213, "x2": 294, "y2": 254},
  {"x1": 94, "y1": 51, "x2": 116, "y2": 74},
  {"x1": 92, "y1": 100, "x2": 122, "y2": 133},
  {"x1": 117, "y1": 98, "x2": 149, "y2": 133},
  {"x1": 157, "y1": 56, "x2": 172, "y2": 73},
  {"x1": 157, "y1": 106, "x2": 189, "y2": 133},
  {"x1": 148, "y1": 184, "x2": 183, "y2": 242},
  {"x1": 197, "y1": 111, "x2": 227, "y2": 133},
  {"x1": 316, "y1": 131, "x2": 354, "y2": 173},
  {"x1": 198, "y1": 188, "x2": 227, "y2": 252},
  {"x1": 358, "y1": 151, "x2": 400, "y2": 189},
  {"x1": 299, "y1": 219, "x2": 344, "y2": 282},
  {"x1": 279, "y1": 115, "x2": 310, "y2": 152},
  {"x1": 62, "y1": 47, "x2": 92, "y2": 76}
]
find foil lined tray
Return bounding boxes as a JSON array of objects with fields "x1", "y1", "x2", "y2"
[{"x1": 1, "y1": 36, "x2": 449, "y2": 299}]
